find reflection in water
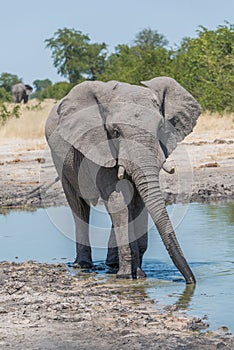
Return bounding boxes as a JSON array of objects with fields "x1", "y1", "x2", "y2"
[
  {"x1": 69, "y1": 260, "x2": 196, "y2": 317},
  {"x1": 0, "y1": 207, "x2": 37, "y2": 216},
  {"x1": 174, "y1": 284, "x2": 196, "y2": 311},
  {"x1": 0, "y1": 202, "x2": 234, "y2": 333},
  {"x1": 205, "y1": 202, "x2": 234, "y2": 225}
]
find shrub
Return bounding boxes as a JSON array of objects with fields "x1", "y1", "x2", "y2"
[
  {"x1": 36, "y1": 81, "x2": 74, "y2": 100},
  {"x1": 0, "y1": 102, "x2": 21, "y2": 123}
]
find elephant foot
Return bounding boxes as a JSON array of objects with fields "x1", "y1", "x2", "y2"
[
  {"x1": 116, "y1": 266, "x2": 133, "y2": 279},
  {"x1": 116, "y1": 266, "x2": 146, "y2": 279},
  {"x1": 105, "y1": 261, "x2": 119, "y2": 269},
  {"x1": 136, "y1": 267, "x2": 146, "y2": 279},
  {"x1": 132, "y1": 267, "x2": 146, "y2": 279},
  {"x1": 73, "y1": 259, "x2": 94, "y2": 269},
  {"x1": 106, "y1": 248, "x2": 119, "y2": 269}
]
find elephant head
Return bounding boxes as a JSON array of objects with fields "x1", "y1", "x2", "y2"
[{"x1": 54, "y1": 77, "x2": 201, "y2": 284}]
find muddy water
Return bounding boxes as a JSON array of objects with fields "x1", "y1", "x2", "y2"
[{"x1": 0, "y1": 202, "x2": 233, "y2": 333}]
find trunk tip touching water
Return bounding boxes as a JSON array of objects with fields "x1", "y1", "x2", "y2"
[
  {"x1": 186, "y1": 276, "x2": 196, "y2": 284},
  {"x1": 131, "y1": 164, "x2": 196, "y2": 284},
  {"x1": 158, "y1": 220, "x2": 196, "y2": 284},
  {"x1": 168, "y1": 238, "x2": 196, "y2": 284},
  {"x1": 158, "y1": 213, "x2": 196, "y2": 284}
]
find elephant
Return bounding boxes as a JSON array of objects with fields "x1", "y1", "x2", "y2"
[
  {"x1": 45, "y1": 76, "x2": 201, "y2": 284},
  {"x1": 11, "y1": 83, "x2": 33, "y2": 103}
]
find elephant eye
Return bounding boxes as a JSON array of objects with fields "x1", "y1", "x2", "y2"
[{"x1": 112, "y1": 129, "x2": 120, "y2": 138}]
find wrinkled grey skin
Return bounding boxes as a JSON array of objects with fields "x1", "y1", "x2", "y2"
[
  {"x1": 12, "y1": 83, "x2": 33, "y2": 103},
  {"x1": 45, "y1": 77, "x2": 201, "y2": 283}
]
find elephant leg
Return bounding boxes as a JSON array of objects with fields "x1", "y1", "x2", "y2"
[
  {"x1": 73, "y1": 201, "x2": 92, "y2": 268},
  {"x1": 96, "y1": 167, "x2": 134, "y2": 278},
  {"x1": 105, "y1": 185, "x2": 148, "y2": 276},
  {"x1": 23, "y1": 94, "x2": 29, "y2": 103},
  {"x1": 127, "y1": 187, "x2": 148, "y2": 278},
  {"x1": 138, "y1": 231, "x2": 148, "y2": 268},
  {"x1": 15, "y1": 93, "x2": 21, "y2": 103},
  {"x1": 105, "y1": 224, "x2": 119, "y2": 269},
  {"x1": 106, "y1": 190, "x2": 132, "y2": 279},
  {"x1": 132, "y1": 188, "x2": 148, "y2": 268},
  {"x1": 104, "y1": 186, "x2": 147, "y2": 277},
  {"x1": 62, "y1": 175, "x2": 93, "y2": 268}
]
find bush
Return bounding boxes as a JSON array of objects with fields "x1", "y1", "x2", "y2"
[
  {"x1": 0, "y1": 88, "x2": 12, "y2": 102},
  {"x1": 35, "y1": 81, "x2": 74, "y2": 100},
  {"x1": 0, "y1": 102, "x2": 21, "y2": 123},
  {"x1": 171, "y1": 23, "x2": 234, "y2": 112},
  {"x1": 0, "y1": 72, "x2": 21, "y2": 102}
]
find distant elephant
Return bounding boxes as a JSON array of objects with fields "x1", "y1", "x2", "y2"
[
  {"x1": 45, "y1": 77, "x2": 201, "y2": 283},
  {"x1": 11, "y1": 83, "x2": 33, "y2": 103}
]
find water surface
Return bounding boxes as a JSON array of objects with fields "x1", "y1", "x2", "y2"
[{"x1": 0, "y1": 202, "x2": 233, "y2": 333}]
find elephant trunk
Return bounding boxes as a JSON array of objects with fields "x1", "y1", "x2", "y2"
[{"x1": 124, "y1": 145, "x2": 195, "y2": 284}]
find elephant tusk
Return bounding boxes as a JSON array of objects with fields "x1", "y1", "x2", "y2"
[
  {"x1": 118, "y1": 165, "x2": 125, "y2": 180},
  {"x1": 162, "y1": 161, "x2": 175, "y2": 174}
]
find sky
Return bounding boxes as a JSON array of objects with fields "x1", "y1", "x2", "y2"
[{"x1": 1, "y1": 0, "x2": 233, "y2": 85}]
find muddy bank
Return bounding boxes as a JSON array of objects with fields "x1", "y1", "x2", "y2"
[
  {"x1": 0, "y1": 137, "x2": 233, "y2": 208},
  {"x1": 0, "y1": 261, "x2": 233, "y2": 350},
  {"x1": 161, "y1": 140, "x2": 234, "y2": 204},
  {"x1": 0, "y1": 135, "x2": 234, "y2": 349}
]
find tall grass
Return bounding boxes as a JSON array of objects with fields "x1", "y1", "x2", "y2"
[
  {"x1": 185, "y1": 112, "x2": 234, "y2": 141},
  {"x1": 0, "y1": 99, "x2": 56, "y2": 139},
  {"x1": 194, "y1": 112, "x2": 234, "y2": 133}
]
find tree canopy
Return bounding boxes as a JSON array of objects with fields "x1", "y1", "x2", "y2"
[
  {"x1": 133, "y1": 28, "x2": 169, "y2": 49},
  {"x1": 45, "y1": 28, "x2": 107, "y2": 83},
  {"x1": 33, "y1": 81, "x2": 73, "y2": 100},
  {"x1": 171, "y1": 22, "x2": 234, "y2": 112},
  {"x1": 33, "y1": 79, "x2": 52, "y2": 92},
  {"x1": 0, "y1": 73, "x2": 21, "y2": 101},
  {"x1": 0, "y1": 23, "x2": 233, "y2": 113},
  {"x1": 44, "y1": 24, "x2": 233, "y2": 112}
]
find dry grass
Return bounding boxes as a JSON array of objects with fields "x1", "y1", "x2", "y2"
[
  {"x1": 194, "y1": 111, "x2": 234, "y2": 132},
  {"x1": 0, "y1": 101, "x2": 233, "y2": 141},
  {"x1": 0, "y1": 99, "x2": 56, "y2": 139},
  {"x1": 185, "y1": 112, "x2": 234, "y2": 142}
]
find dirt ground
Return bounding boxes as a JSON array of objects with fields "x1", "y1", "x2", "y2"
[
  {"x1": 0, "y1": 104, "x2": 234, "y2": 349},
  {"x1": 0, "y1": 262, "x2": 233, "y2": 350},
  {"x1": 0, "y1": 133, "x2": 233, "y2": 208}
]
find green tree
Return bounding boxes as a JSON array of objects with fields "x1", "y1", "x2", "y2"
[
  {"x1": 33, "y1": 79, "x2": 52, "y2": 92},
  {"x1": 100, "y1": 45, "x2": 140, "y2": 83},
  {"x1": 32, "y1": 79, "x2": 53, "y2": 99},
  {"x1": 0, "y1": 72, "x2": 21, "y2": 101},
  {"x1": 171, "y1": 22, "x2": 234, "y2": 112},
  {"x1": 0, "y1": 72, "x2": 21, "y2": 93},
  {"x1": 99, "y1": 29, "x2": 171, "y2": 84},
  {"x1": 0, "y1": 87, "x2": 12, "y2": 102},
  {"x1": 37, "y1": 81, "x2": 73, "y2": 100},
  {"x1": 86, "y1": 42, "x2": 107, "y2": 80},
  {"x1": 45, "y1": 24, "x2": 233, "y2": 112},
  {"x1": 45, "y1": 28, "x2": 107, "y2": 83},
  {"x1": 134, "y1": 28, "x2": 169, "y2": 49}
]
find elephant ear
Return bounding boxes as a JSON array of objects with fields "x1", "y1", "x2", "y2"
[
  {"x1": 25, "y1": 84, "x2": 33, "y2": 95},
  {"x1": 141, "y1": 77, "x2": 202, "y2": 156},
  {"x1": 57, "y1": 81, "x2": 116, "y2": 167}
]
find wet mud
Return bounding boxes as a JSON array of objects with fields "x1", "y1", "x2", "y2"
[{"x1": 0, "y1": 262, "x2": 233, "y2": 350}]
